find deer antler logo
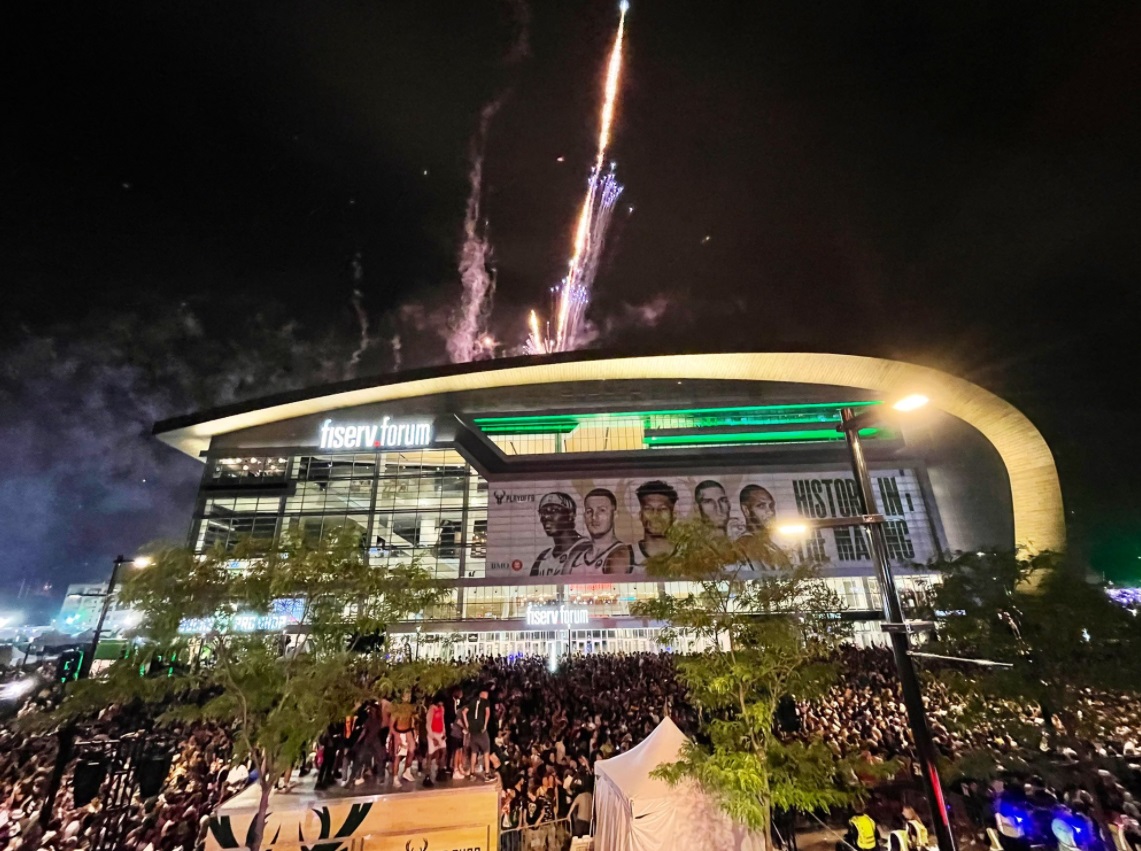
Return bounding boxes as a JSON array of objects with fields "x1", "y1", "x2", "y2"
[{"x1": 405, "y1": 840, "x2": 429, "y2": 851}]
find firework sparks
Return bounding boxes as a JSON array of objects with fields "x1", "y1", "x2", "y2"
[
  {"x1": 526, "y1": 309, "x2": 548, "y2": 354},
  {"x1": 532, "y1": 1, "x2": 630, "y2": 354}
]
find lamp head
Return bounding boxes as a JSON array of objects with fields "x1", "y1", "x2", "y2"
[
  {"x1": 774, "y1": 523, "x2": 809, "y2": 538},
  {"x1": 892, "y1": 394, "x2": 929, "y2": 413}
]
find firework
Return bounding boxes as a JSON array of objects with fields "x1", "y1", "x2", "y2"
[
  {"x1": 447, "y1": 101, "x2": 501, "y2": 363},
  {"x1": 532, "y1": 1, "x2": 630, "y2": 354},
  {"x1": 526, "y1": 309, "x2": 548, "y2": 354}
]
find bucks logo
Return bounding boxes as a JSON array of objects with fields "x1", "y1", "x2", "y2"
[{"x1": 208, "y1": 802, "x2": 373, "y2": 851}]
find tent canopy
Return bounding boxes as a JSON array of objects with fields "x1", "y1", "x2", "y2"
[
  {"x1": 595, "y1": 716, "x2": 689, "y2": 809},
  {"x1": 594, "y1": 718, "x2": 766, "y2": 851}
]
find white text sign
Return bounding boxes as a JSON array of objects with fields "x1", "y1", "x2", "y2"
[{"x1": 318, "y1": 417, "x2": 432, "y2": 450}]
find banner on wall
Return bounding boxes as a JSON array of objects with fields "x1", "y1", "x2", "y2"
[{"x1": 485, "y1": 467, "x2": 940, "y2": 579}]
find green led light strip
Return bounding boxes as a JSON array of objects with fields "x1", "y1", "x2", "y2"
[
  {"x1": 472, "y1": 399, "x2": 880, "y2": 427},
  {"x1": 643, "y1": 427, "x2": 880, "y2": 446},
  {"x1": 479, "y1": 424, "x2": 579, "y2": 435}
]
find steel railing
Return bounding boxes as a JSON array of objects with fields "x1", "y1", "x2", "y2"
[{"x1": 499, "y1": 816, "x2": 576, "y2": 851}]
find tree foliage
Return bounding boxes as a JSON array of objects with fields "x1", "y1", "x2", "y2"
[
  {"x1": 631, "y1": 520, "x2": 879, "y2": 838},
  {"x1": 50, "y1": 528, "x2": 464, "y2": 851},
  {"x1": 927, "y1": 549, "x2": 1141, "y2": 772}
]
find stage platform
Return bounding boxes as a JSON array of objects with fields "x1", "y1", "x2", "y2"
[{"x1": 206, "y1": 773, "x2": 500, "y2": 851}]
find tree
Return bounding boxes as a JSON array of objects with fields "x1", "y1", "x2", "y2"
[
  {"x1": 53, "y1": 528, "x2": 461, "y2": 851},
  {"x1": 630, "y1": 520, "x2": 878, "y2": 841},
  {"x1": 926, "y1": 549, "x2": 1141, "y2": 776}
]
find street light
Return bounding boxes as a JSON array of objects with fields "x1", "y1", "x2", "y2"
[
  {"x1": 776, "y1": 395, "x2": 956, "y2": 851},
  {"x1": 42, "y1": 552, "x2": 150, "y2": 830},
  {"x1": 78, "y1": 554, "x2": 151, "y2": 679},
  {"x1": 840, "y1": 397, "x2": 956, "y2": 851},
  {"x1": 892, "y1": 393, "x2": 930, "y2": 412}
]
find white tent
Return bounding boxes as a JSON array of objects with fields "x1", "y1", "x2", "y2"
[{"x1": 594, "y1": 717, "x2": 767, "y2": 851}]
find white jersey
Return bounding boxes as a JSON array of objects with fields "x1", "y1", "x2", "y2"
[
  {"x1": 531, "y1": 538, "x2": 582, "y2": 576},
  {"x1": 564, "y1": 539, "x2": 634, "y2": 575}
]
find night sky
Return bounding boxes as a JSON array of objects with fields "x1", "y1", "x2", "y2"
[{"x1": 3, "y1": 1, "x2": 1141, "y2": 614}]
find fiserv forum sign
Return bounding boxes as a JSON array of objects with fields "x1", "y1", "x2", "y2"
[{"x1": 318, "y1": 416, "x2": 433, "y2": 450}]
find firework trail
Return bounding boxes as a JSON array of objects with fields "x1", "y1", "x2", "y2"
[
  {"x1": 348, "y1": 251, "x2": 371, "y2": 375},
  {"x1": 531, "y1": 1, "x2": 629, "y2": 354},
  {"x1": 446, "y1": 1, "x2": 531, "y2": 363},
  {"x1": 447, "y1": 99, "x2": 502, "y2": 363}
]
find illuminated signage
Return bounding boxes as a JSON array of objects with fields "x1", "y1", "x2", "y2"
[
  {"x1": 177, "y1": 613, "x2": 296, "y2": 635},
  {"x1": 318, "y1": 416, "x2": 433, "y2": 450},
  {"x1": 178, "y1": 613, "x2": 293, "y2": 635},
  {"x1": 525, "y1": 605, "x2": 589, "y2": 628},
  {"x1": 178, "y1": 599, "x2": 304, "y2": 635}
]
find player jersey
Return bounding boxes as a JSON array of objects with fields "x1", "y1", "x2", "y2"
[
  {"x1": 530, "y1": 541, "x2": 580, "y2": 576},
  {"x1": 564, "y1": 539, "x2": 634, "y2": 575}
]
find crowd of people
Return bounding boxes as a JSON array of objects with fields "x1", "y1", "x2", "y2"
[
  {"x1": 0, "y1": 675, "x2": 235, "y2": 851},
  {"x1": 1, "y1": 647, "x2": 1140, "y2": 851},
  {"x1": 799, "y1": 646, "x2": 1141, "y2": 769},
  {"x1": 306, "y1": 654, "x2": 693, "y2": 841}
]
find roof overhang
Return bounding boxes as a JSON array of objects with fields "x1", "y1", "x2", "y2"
[{"x1": 154, "y1": 351, "x2": 1065, "y2": 551}]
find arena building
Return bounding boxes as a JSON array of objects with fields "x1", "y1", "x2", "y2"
[{"x1": 153, "y1": 352, "x2": 1065, "y2": 658}]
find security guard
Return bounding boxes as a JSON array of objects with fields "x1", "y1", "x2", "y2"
[
  {"x1": 840, "y1": 803, "x2": 882, "y2": 851},
  {"x1": 903, "y1": 805, "x2": 931, "y2": 851}
]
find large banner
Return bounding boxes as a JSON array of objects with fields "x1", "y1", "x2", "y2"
[{"x1": 486, "y1": 467, "x2": 940, "y2": 579}]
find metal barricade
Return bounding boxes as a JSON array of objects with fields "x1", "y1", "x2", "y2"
[
  {"x1": 499, "y1": 817, "x2": 574, "y2": 851},
  {"x1": 70, "y1": 731, "x2": 179, "y2": 851}
]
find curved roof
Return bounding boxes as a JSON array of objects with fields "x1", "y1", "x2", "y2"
[{"x1": 154, "y1": 352, "x2": 1064, "y2": 551}]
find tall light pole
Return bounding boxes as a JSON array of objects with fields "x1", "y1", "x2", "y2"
[
  {"x1": 42, "y1": 553, "x2": 150, "y2": 830},
  {"x1": 837, "y1": 397, "x2": 957, "y2": 851},
  {"x1": 78, "y1": 554, "x2": 151, "y2": 679}
]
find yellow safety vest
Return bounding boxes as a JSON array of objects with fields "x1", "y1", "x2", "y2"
[
  {"x1": 851, "y1": 814, "x2": 879, "y2": 850},
  {"x1": 907, "y1": 819, "x2": 929, "y2": 850}
]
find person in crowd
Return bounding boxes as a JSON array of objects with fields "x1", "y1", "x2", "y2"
[
  {"x1": 424, "y1": 694, "x2": 447, "y2": 788},
  {"x1": 449, "y1": 684, "x2": 469, "y2": 781},
  {"x1": 570, "y1": 780, "x2": 593, "y2": 837},
  {"x1": 901, "y1": 804, "x2": 930, "y2": 851},
  {"x1": 465, "y1": 685, "x2": 494, "y2": 781},
  {"x1": 524, "y1": 779, "x2": 547, "y2": 849},
  {"x1": 350, "y1": 700, "x2": 388, "y2": 786},
  {"x1": 315, "y1": 719, "x2": 345, "y2": 790},
  {"x1": 389, "y1": 690, "x2": 418, "y2": 787},
  {"x1": 842, "y1": 802, "x2": 882, "y2": 851}
]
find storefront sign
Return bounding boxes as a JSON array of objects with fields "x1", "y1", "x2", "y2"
[
  {"x1": 318, "y1": 416, "x2": 433, "y2": 450},
  {"x1": 178, "y1": 613, "x2": 293, "y2": 635},
  {"x1": 525, "y1": 604, "x2": 589, "y2": 627}
]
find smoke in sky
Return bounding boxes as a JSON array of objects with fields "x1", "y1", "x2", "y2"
[
  {"x1": 0, "y1": 302, "x2": 365, "y2": 614},
  {"x1": 447, "y1": 98, "x2": 502, "y2": 364},
  {"x1": 445, "y1": 0, "x2": 532, "y2": 363},
  {"x1": 348, "y1": 251, "x2": 373, "y2": 377}
]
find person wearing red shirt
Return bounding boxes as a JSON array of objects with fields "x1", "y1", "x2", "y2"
[{"x1": 425, "y1": 695, "x2": 447, "y2": 788}]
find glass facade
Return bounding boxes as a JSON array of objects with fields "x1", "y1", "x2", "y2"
[
  {"x1": 192, "y1": 444, "x2": 938, "y2": 652},
  {"x1": 198, "y1": 449, "x2": 482, "y2": 581}
]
